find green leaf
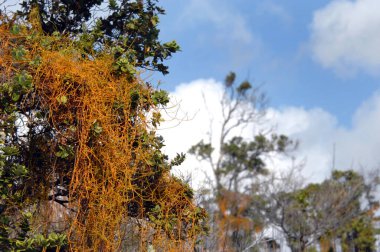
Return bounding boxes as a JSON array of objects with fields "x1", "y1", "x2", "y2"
[
  {"x1": 1, "y1": 146, "x2": 19, "y2": 156},
  {"x1": 151, "y1": 90, "x2": 169, "y2": 106},
  {"x1": 109, "y1": 0, "x2": 118, "y2": 10},
  {"x1": 92, "y1": 120, "x2": 103, "y2": 135},
  {"x1": 11, "y1": 92, "x2": 20, "y2": 102},
  {"x1": 52, "y1": 31, "x2": 60, "y2": 37},
  {"x1": 11, "y1": 46, "x2": 27, "y2": 60},
  {"x1": 55, "y1": 145, "x2": 73, "y2": 159},
  {"x1": 69, "y1": 125, "x2": 76, "y2": 132},
  {"x1": 55, "y1": 149, "x2": 69, "y2": 159},
  {"x1": 163, "y1": 40, "x2": 180, "y2": 53},
  {"x1": 113, "y1": 58, "x2": 136, "y2": 75},
  {"x1": 10, "y1": 24, "x2": 20, "y2": 35},
  {"x1": 56, "y1": 234, "x2": 67, "y2": 245},
  {"x1": 12, "y1": 164, "x2": 28, "y2": 177},
  {"x1": 57, "y1": 95, "x2": 68, "y2": 104},
  {"x1": 15, "y1": 71, "x2": 33, "y2": 90},
  {"x1": 126, "y1": 22, "x2": 136, "y2": 30},
  {"x1": 29, "y1": 55, "x2": 42, "y2": 67},
  {"x1": 151, "y1": 16, "x2": 159, "y2": 26},
  {"x1": 48, "y1": 232, "x2": 58, "y2": 242},
  {"x1": 170, "y1": 153, "x2": 186, "y2": 167}
]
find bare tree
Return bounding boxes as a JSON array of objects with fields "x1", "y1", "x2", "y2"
[{"x1": 190, "y1": 72, "x2": 296, "y2": 251}]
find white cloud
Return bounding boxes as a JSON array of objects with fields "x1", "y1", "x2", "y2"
[
  {"x1": 158, "y1": 79, "x2": 225, "y2": 188},
  {"x1": 160, "y1": 79, "x2": 380, "y2": 188},
  {"x1": 310, "y1": 0, "x2": 380, "y2": 76}
]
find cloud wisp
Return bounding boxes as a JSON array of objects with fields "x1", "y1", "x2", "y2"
[
  {"x1": 175, "y1": 0, "x2": 263, "y2": 68},
  {"x1": 180, "y1": 0, "x2": 254, "y2": 44}
]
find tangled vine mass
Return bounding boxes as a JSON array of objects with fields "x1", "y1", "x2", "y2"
[{"x1": 0, "y1": 11, "x2": 206, "y2": 251}]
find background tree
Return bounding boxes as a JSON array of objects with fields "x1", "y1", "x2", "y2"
[
  {"x1": 190, "y1": 72, "x2": 296, "y2": 251},
  {"x1": 262, "y1": 170, "x2": 379, "y2": 252},
  {"x1": 0, "y1": 1, "x2": 205, "y2": 251},
  {"x1": 326, "y1": 170, "x2": 379, "y2": 252}
]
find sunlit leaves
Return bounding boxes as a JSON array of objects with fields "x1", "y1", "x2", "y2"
[
  {"x1": 56, "y1": 95, "x2": 68, "y2": 105},
  {"x1": 113, "y1": 57, "x2": 136, "y2": 76},
  {"x1": 151, "y1": 111, "x2": 162, "y2": 127},
  {"x1": 163, "y1": 40, "x2": 180, "y2": 53},
  {"x1": 1, "y1": 146, "x2": 19, "y2": 156},
  {"x1": 14, "y1": 232, "x2": 67, "y2": 251}
]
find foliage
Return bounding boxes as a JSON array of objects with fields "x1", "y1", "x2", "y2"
[
  {"x1": 0, "y1": 3, "x2": 205, "y2": 251},
  {"x1": 339, "y1": 215, "x2": 376, "y2": 252},
  {"x1": 0, "y1": 210, "x2": 67, "y2": 251},
  {"x1": 333, "y1": 171, "x2": 378, "y2": 252},
  {"x1": 263, "y1": 170, "x2": 379, "y2": 252},
  {"x1": 18, "y1": 0, "x2": 180, "y2": 74}
]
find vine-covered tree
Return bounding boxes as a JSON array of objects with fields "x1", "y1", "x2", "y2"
[{"x1": 0, "y1": 1, "x2": 205, "y2": 251}]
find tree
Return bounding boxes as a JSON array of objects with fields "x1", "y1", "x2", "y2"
[
  {"x1": 0, "y1": 1, "x2": 205, "y2": 251},
  {"x1": 190, "y1": 72, "x2": 296, "y2": 251},
  {"x1": 262, "y1": 170, "x2": 379, "y2": 252},
  {"x1": 327, "y1": 170, "x2": 379, "y2": 252}
]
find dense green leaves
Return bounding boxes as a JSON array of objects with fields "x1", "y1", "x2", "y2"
[
  {"x1": 19, "y1": 0, "x2": 180, "y2": 74},
  {"x1": 20, "y1": 0, "x2": 103, "y2": 34},
  {"x1": 14, "y1": 232, "x2": 67, "y2": 251},
  {"x1": 152, "y1": 90, "x2": 170, "y2": 106}
]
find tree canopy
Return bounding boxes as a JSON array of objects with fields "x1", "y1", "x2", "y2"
[{"x1": 17, "y1": 0, "x2": 180, "y2": 75}]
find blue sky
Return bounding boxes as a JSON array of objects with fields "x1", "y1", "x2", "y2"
[
  {"x1": 154, "y1": 0, "x2": 380, "y2": 182},
  {"x1": 155, "y1": 0, "x2": 380, "y2": 127}
]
